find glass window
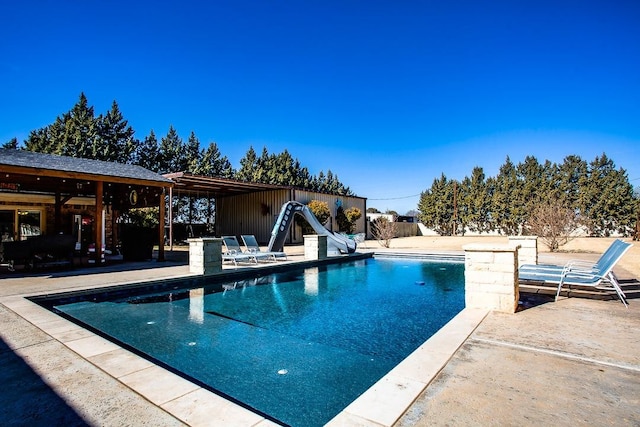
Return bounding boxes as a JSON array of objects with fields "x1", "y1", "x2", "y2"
[{"x1": 18, "y1": 210, "x2": 41, "y2": 240}]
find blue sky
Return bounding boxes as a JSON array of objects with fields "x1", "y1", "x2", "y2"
[{"x1": 2, "y1": 1, "x2": 639, "y2": 214}]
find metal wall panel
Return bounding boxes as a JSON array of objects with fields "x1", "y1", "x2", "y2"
[
  {"x1": 292, "y1": 190, "x2": 367, "y2": 236},
  {"x1": 216, "y1": 190, "x2": 291, "y2": 244},
  {"x1": 217, "y1": 189, "x2": 367, "y2": 246}
]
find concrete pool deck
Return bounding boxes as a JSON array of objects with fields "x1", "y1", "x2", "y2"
[{"x1": 1, "y1": 237, "x2": 639, "y2": 426}]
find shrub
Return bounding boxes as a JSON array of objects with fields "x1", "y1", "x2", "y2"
[
  {"x1": 296, "y1": 200, "x2": 331, "y2": 234},
  {"x1": 525, "y1": 199, "x2": 581, "y2": 251},
  {"x1": 336, "y1": 206, "x2": 362, "y2": 233},
  {"x1": 371, "y1": 216, "x2": 396, "y2": 248}
]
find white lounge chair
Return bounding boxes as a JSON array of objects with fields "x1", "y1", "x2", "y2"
[
  {"x1": 221, "y1": 236, "x2": 266, "y2": 265},
  {"x1": 519, "y1": 239, "x2": 632, "y2": 307},
  {"x1": 241, "y1": 235, "x2": 287, "y2": 261}
]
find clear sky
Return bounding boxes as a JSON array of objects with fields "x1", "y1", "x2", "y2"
[{"x1": 2, "y1": 1, "x2": 639, "y2": 214}]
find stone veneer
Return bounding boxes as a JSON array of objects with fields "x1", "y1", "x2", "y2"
[
  {"x1": 508, "y1": 235, "x2": 538, "y2": 266},
  {"x1": 463, "y1": 243, "x2": 520, "y2": 313},
  {"x1": 188, "y1": 237, "x2": 222, "y2": 275},
  {"x1": 304, "y1": 234, "x2": 327, "y2": 260}
]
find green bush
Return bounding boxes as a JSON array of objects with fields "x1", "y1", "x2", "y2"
[{"x1": 296, "y1": 200, "x2": 331, "y2": 234}]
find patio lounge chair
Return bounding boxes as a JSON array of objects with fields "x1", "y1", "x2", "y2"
[
  {"x1": 241, "y1": 235, "x2": 287, "y2": 261},
  {"x1": 221, "y1": 236, "x2": 264, "y2": 266},
  {"x1": 518, "y1": 239, "x2": 632, "y2": 307}
]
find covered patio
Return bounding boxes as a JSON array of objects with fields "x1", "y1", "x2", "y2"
[{"x1": 0, "y1": 149, "x2": 173, "y2": 265}]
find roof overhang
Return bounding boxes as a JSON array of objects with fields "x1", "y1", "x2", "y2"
[
  {"x1": 0, "y1": 150, "x2": 172, "y2": 209},
  {"x1": 164, "y1": 172, "x2": 289, "y2": 198}
]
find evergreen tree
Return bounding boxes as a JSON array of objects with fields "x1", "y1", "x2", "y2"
[
  {"x1": 2, "y1": 137, "x2": 18, "y2": 149},
  {"x1": 133, "y1": 130, "x2": 161, "y2": 172},
  {"x1": 417, "y1": 174, "x2": 456, "y2": 235},
  {"x1": 296, "y1": 163, "x2": 313, "y2": 189},
  {"x1": 583, "y1": 153, "x2": 635, "y2": 235},
  {"x1": 24, "y1": 127, "x2": 51, "y2": 152},
  {"x1": 516, "y1": 156, "x2": 547, "y2": 226},
  {"x1": 23, "y1": 93, "x2": 137, "y2": 163},
  {"x1": 94, "y1": 100, "x2": 136, "y2": 163},
  {"x1": 184, "y1": 131, "x2": 203, "y2": 173},
  {"x1": 491, "y1": 157, "x2": 520, "y2": 234},
  {"x1": 314, "y1": 169, "x2": 351, "y2": 195},
  {"x1": 557, "y1": 155, "x2": 588, "y2": 210},
  {"x1": 236, "y1": 146, "x2": 259, "y2": 182},
  {"x1": 196, "y1": 141, "x2": 235, "y2": 177},
  {"x1": 157, "y1": 126, "x2": 187, "y2": 173},
  {"x1": 270, "y1": 149, "x2": 297, "y2": 186},
  {"x1": 459, "y1": 166, "x2": 491, "y2": 233},
  {"x1": 61, "y1": 93, "x2": 98, "y2": 158}
]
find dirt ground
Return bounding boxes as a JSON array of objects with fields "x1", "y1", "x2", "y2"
[{"x1": 377, "y1": 235, "x2": 640, "y2": 279}]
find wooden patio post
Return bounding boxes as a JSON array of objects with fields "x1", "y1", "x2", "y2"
[
  {"x1": 94, "y1": 181, "x2": 104, "y2": 264},
  {"x1": 158, "y1": 187, "x2": 166, "y2": 262}
]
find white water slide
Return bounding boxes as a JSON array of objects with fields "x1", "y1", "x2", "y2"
[{"x1": 267, "y1": 201, "x2": 357, "y2": 255}]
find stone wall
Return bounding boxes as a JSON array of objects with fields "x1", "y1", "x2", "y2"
[
  {"x1": 463, "y1": 244, "x2": 520, "y2": 313},
  {"x1": 188, "y1": 238, "x2": 222, "y2": 275}
]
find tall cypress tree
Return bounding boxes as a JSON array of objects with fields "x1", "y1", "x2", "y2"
[
  {"x1": 459, "y1": 166, "x2": 491, "y2": 233},
  {"x1": 516, "y1": 156, "x2": 547, "y2": 225},
  {"x1": 491, "y1": 157, "x2": 520, "y2": 234},
  {"x1": 418, "y1": 174, "x2": 456, "y2": 235},
  {"x1": 583, "y1": 153, "x2": 635, "y2": 235},
  {"x1": 557, "y1": 155, "x2": 588, "y2": 211}
]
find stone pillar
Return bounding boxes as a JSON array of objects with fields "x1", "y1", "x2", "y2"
[
  {"x1": 304, "y1": 234, "x2": 327, "y2": 260},
  {"x1": 463, "y1": 244, "x2": 520, "y2": 313},
  {"x1": 508, "y1": 235, "x2": 538, "y2": 266},
  {"x1": 188, "y1": 238, "x2": 222, "y2": 275}
]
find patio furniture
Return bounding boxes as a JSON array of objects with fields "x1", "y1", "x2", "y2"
[
  {"x1": 241, "y1": 235, "x2": 287, "y2": 261},
  {"x1": 518, "y1": 239, "x2": 632, "y2": 307},
  {"x1": 222, "y1": 236, "x2": 269, "y2": 265}
]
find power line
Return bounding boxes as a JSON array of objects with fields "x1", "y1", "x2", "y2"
[{"x1": 367, "y1": 193, "x2": 421, "y2": 201}]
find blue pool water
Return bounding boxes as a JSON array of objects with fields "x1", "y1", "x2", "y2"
[{"x1": 51, "y1": 257, "x2": 464, "y2": 426}]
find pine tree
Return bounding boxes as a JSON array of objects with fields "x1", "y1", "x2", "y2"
[
  {"x1": 184, "y1": 132, "x2": 203, "y2": 173},
  {"x1": 491, "y1": 157, "x2": 520, "y2": 234},
  {"x1": 236, "y1": 146, "x2": 259, "y2": 182},
  {"x1": 94, "y1": 101, "x2": 136, "y2": 163},
  {"x1": 133, "y1": 130, "x2": 161, "y2": 172},
  {"x1": 459, "y1": 166, "x2": 491, "y2": 233},
  {"x1": 516, "y1": 156, "x2": 547, "y2": 227},
  {"x1": 418, "y1": 174, "x2": 456, "y2": 235},
  {"x1": 2, "y1": 137, "x2": 18, "y2": 149},
  {"x1": 583, "y1": 153, "x2": 635, "y2": 235},
  {"x1": 197, "y1": 141, "x2": 235, "y2": 177},
  {"x1": 61, "y1": 93, "x2": 98, "y2": 158},
  {"x1": 158, "y1": 126, "x2": 187, "y2": 173},
  {"x1": 557, "y1": 155, "x2": 588, "y2": 210},
  {"x1": 24, "y1": 127, "x2": 50, "y2": 152}
]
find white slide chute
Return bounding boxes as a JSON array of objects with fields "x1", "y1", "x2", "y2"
[{"x1": 267, "y1": 201, "x2": 356, "y2": 255}]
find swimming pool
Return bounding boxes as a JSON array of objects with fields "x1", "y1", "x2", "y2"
[{"x1": 42, "y1": 256, "x2": 464, "y2": 426}]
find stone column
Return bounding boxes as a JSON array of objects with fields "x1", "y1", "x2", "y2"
[
  {"x1": 188, "y1": 238, "x2": 222, "y2": 275},
  {"x1": 304, "y1": 234, "x2": 327, "y2": 260},
  {"x1": 463, "y1": 244, "x2": 520, "y2": 313},
  {"x1": 508, "y1": 235, "x2": 538, "y2": 266}
]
